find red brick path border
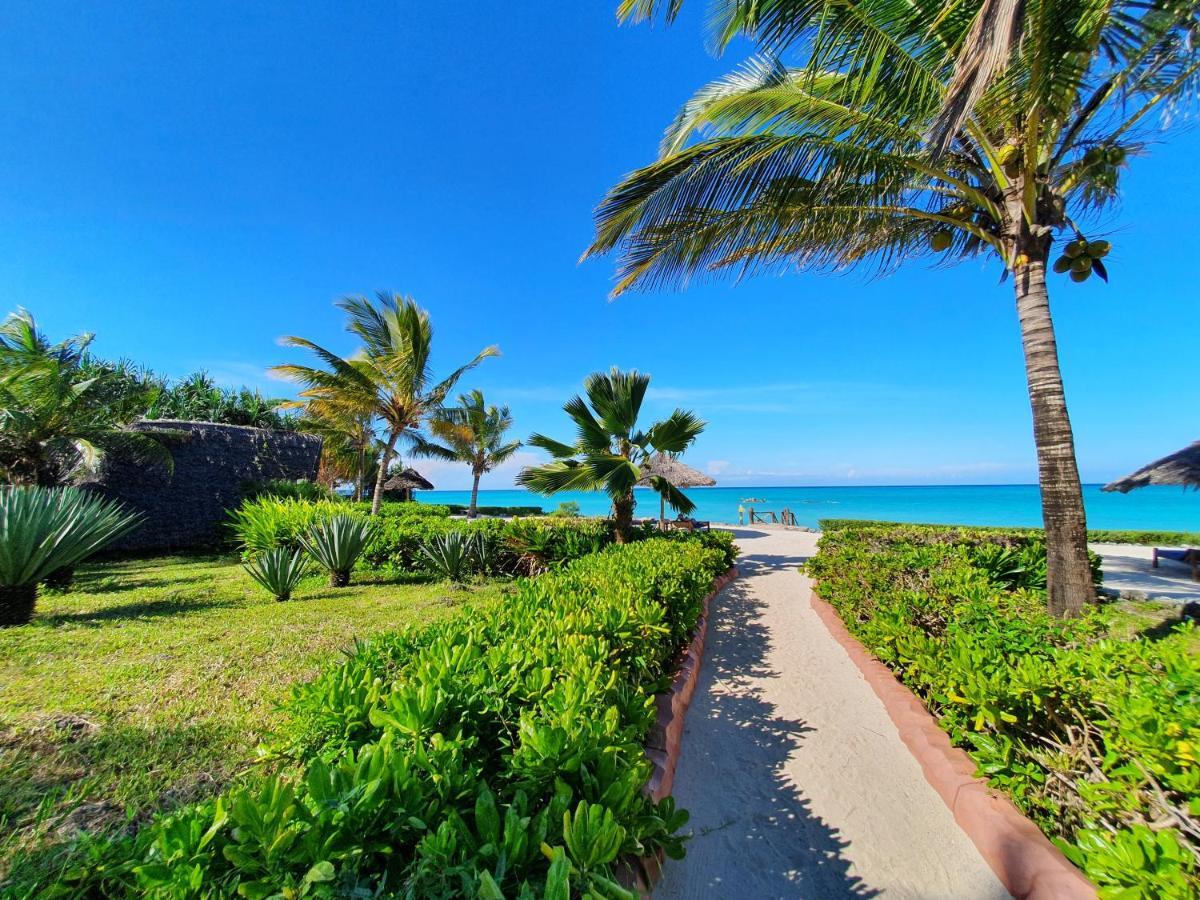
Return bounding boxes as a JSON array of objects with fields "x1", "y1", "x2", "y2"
[{"x1": 809, "y1": 589, "x2": 1097, "y2": 900}]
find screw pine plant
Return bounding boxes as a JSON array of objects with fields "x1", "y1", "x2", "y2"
[
  {"x1": 0, "y1": 486, "x2": 140, "y2": 625},
  {"x1": 594, "y1": 1, "x2": 1200, "y2": 615},
  {"x1": 299, "y1": 514, "x2": 378, "y2": 587},
  {"x1": 243, "y1": 547, "x2": 309, "y2": 601}
]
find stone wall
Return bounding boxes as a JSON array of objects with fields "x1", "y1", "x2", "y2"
[{"x1": 86, "y1": 420, "x2": 323, "y2": 552}]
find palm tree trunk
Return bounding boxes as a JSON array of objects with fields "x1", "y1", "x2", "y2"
[
  {"x1": 469, "y1": 471, "x2": 481, "y2": 519},
  {"x1": 370, "y1": 431, "x2": 400, "y2": 516},
  {"x1": 1013, "y1": 256, "x2": 1094, "y2": 617},
  {"x1": 612, "y1": 490, "x2": 634, "y2": 544}
]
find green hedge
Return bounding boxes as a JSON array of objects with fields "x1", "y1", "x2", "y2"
[
  {"x1": 72, "y1": 537, "x2": 732, "y2": 897},
  {"x1": 819, "y1": 518, "x2": 1200, "y2": 547},
  {"x1": 807, "y1": 523, "x2": 1198, "y2": 898},
  {"x1": 445, "y1": 505, "x2": 545, "y2": 517},
  {"x1": 231, "y1": 497, "x2": 738, "y2": 581}
]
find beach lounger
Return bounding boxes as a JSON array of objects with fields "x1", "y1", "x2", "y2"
[{"x1": 1152, "y1": 547, "x2": 1199, "y2": 582}]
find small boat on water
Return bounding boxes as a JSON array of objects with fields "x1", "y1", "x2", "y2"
[{"x1": 741, "y1": 496, "x2": 766, "y2": 503}]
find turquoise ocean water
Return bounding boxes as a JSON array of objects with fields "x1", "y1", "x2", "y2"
[{"x1": 418, "y1": 484, "x2": 1197, "y2": 531}]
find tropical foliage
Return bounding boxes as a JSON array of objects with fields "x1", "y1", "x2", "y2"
[
  {"x1": 594, "y1": 0, "x2": 1200, "y2": 615},
  {"x1": 0, "y1": 310, "x2": 168, "y2": 486},
  {"x1": 66, "y1": 536, "x2": 730, "y2": 896},
  {"x1": 808, "y1": 522, "x2": 1199, "y2": 897},
  {"x1": 272, "y1": 293, "x2": 498, "y2": 514},
  {"x1": 146, "y1": 371, "x2": 298, "y2": 430},
  {"x1": 419, "y1": 530, "x2": 489, "y2": 583},
  {"x1": 243, "y1": 547, "x2": 309, "y2": 602},
  {"x1": 0, "y1": 486, "x2": 141, "y2": 625},
  {"x1": 516, "y1": 368, "x2": 705, "y2": 542},
  {"x1": 413, "y1": 390, "x2": 522, "y2": 518},
  {"x1": 299, "y1": 514, "x2": 379, "y2": 587}
]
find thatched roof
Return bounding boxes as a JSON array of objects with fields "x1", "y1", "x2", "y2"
[
  {"x1": 636, "y1": 454, "x2": 716, "y2": 489},
  {"x1": 383, "y1": 468, "x2": 435, "y2": 491},
  {"x1": 1103, "y1": 441, "x2": 1200, "y2": 493}
]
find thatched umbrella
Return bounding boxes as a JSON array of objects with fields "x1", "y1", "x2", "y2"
[
  {"x1": 636, "y1": 454, "x2": 716, "y2": 529},
  {"x1": 1103, "y1": 441, "x2": 1200, "y2": 493},
  {"x1": 382, "y1": 467, "x2": 435, "y2": 501}
]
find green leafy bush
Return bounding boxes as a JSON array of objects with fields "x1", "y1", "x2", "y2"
[
  {"x1": 807, "y1": 523, "x2": 1199, "y2": 898},
  {"x1": 74, "y1": 537, "x2": 729, "y2": 896},
  {"x1": 0, "y1": 486, "x2": 141, "y2": 626},
  {"x1": 819, "y1": 518, "x2": 1200, "y2": 548},
  {"x1": 550, "y1": 501, "x2": 581, "y2": 518},
  {"x1": 243, "y1": 479, "x2": 335, "y2": 503},
  {"x1": 300, "y1": 515, "x2": 379, "y2": 588},
  {"x1": 229, "y1": 497, "x2": 349, "y2": 559},
  {"x1": 243, "y1": 547, "x2": 309, "y2": 601}
]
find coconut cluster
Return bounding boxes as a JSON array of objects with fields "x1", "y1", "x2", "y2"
[{"x1": 1052, "y1": 238, "x2": 1110, "y2": 282}]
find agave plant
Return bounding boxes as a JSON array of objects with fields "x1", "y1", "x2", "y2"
[
  {"x1": 243, "y1": 548, "x2": 309, "y2": 602},
  {"x1": 0, "y1": 486, "x2": 141, "y2": 626},
  {"x1": 299, "y1": 514, "x2": 377, "y2": 587},
  {"x1": 420, "y1": 531, "x2": 484, "y2": 583}
]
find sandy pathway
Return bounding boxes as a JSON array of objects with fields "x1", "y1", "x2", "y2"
[{"x1": 656, "y1": 527, "x2": 1009, "y2": 899}]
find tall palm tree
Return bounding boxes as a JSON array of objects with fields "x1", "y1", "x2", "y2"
[
  {"x1": 516, "y1": 368, "x2": 704, "y2": 542},
  {"x1": 412, "y1": 390, "x2": 522, "y2": 518},
  {"x1": 272, "y1": 293, "x2": 498, "y2": 514},
  {"x1": 591, "y1": 0, "x2": 1200, "y2": 616},
  {"x1": 0, "y1": 309, "x2": 166, "y2": 486}
]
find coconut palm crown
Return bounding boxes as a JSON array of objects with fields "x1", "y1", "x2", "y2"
[
  {"x1": 272, "y1": 293, "x2": 498, "y2": 514},
  {"x1": 516, "y1": 368, "x2": 704, "y2": 542},
  {"x1": 591, "y1": 0, "x2": 1200, "y2": 615},
  {"x1": 412, "y1": 390, "x2": 522, "y2": 518}
]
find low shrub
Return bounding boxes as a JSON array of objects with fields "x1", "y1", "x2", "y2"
[
  {"x1": 807, "y1": 523, "x2": 1199, "y2": 898},
  {"x1": 447, "y1": 504, "x2": 545, "y2": 517},
  {"x1": 73, "y1": 538, "x2": 731, "y2": 896},
  {"x1": 228, "y1": 497, "x2": 349, "y2": 559},
  {"x1": 550, "y1": 501, "x2": 581, "y2": 518},
  {"x1": 243, "y1": 547, "x2": 308, "y2": 601},
  {"x1": 243, "y1": 478, "x2": 335, "y2": 503},
  {"x1": 819, "y1": 518, "x2": 1200, "y2": 548}
]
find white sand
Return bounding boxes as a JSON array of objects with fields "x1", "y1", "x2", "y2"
[
  {"x1": 1091, "y1": 543, "x2": 1200, "y2": 605},
  {"x1": 656, "y1": 527, "x2": 1009, "y2": 900}
]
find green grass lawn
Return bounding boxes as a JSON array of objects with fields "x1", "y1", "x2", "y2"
[{"x1": 0, "y1": 554, "x2": 506, "y2": 883}]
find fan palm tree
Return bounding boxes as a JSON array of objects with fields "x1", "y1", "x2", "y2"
[
  {"x1": 272, "y1": 293, "x2": 499, "y2": 515},
  {"x1": 591, "y1": 0, "x2": 1200, "y2": 616},
  {"x1": 516, "y1": 368, "x2": 704, "y2": 542},
  {"x1": 412, "y1": 390, "x2": 522, "y2": 518},
  {"x1": 0, "y1": 309, "x2": 167, "y2": 486}
]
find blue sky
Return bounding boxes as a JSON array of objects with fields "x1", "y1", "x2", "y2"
[{"x1": 3, "y1": 2, "x2": 1195, "y2": 490}]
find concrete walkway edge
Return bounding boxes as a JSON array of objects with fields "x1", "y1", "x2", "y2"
[{"x1": 809, "y1": 590, "x2": 1097, "y2": 900}]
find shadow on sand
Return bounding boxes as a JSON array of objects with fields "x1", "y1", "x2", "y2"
[{"x1": 658, "y1": 557, "x2": 878, "y2": 898}]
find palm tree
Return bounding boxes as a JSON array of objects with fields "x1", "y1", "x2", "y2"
[
  {"x1": 516, "y1": 368, "x2": 704, "y2": 542},
  {"x1": 412, "y1": 390, "x2": 522, "y2": 518},
  {"x1": 272, "y1": 293, "x2": 498, "y2": 515},
  {"x1": 300, "y1": 402, "x2": 379, "y2": 500},
  {"x1": 590, "y1": 1, "x2": 1200, "y2": 616},
  {"x1": 0, "y1": 309, "x2": 166, "y2": 486}
]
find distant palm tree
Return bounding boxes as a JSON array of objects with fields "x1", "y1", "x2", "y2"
[
  {"x1": 0, "y1": 309, "x2": 166, "y2": 486},
  {"x1": 300, "y1": 401, "x2": 378, "y2": 500},
  {"x1": 591, "y1": 0, "x2": 1200, "y2": 616},
  {"x1": 272, "y1": 293, "x2": 498, "y2": 514},
  {"x1": 516, "y1": 368, "x2": 704, "y2": 542},
  {"x1": 413, "y1": 390, "x2": 522, "y2": 518}
]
